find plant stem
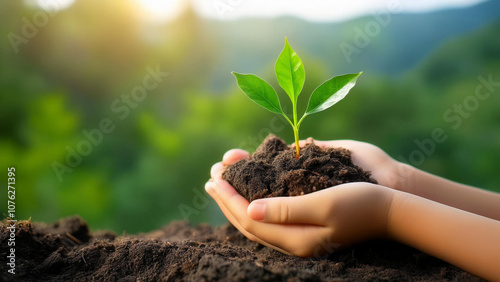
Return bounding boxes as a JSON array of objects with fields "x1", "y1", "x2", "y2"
[
  {"x1": 293, "y1": 126, "x2": 300, "y2": 158},
  {"x1": 292, "y1": 101, "x2": 300, "y2": 158}
]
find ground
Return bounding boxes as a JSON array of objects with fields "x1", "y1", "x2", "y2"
[{"x1": 0, "y1": 216, "x2": 482, "y2": 281}]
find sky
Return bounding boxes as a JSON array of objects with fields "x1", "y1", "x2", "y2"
[
  {"x1": 192, "y1": 0, "x2": 488, "y2": 22},
  {"x1": 31, "y1": 0, "x2": 488, "y2": 23}
]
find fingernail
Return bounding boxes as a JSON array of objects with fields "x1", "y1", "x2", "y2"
[{"x1": 248, "y1": 201, "x2": 266, "y2": 221}]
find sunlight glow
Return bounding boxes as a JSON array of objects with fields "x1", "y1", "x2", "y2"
[
  {"x1": 26, "y1": 0, "x2": 488, "y2": 23},
  {"x1": 135, "y1": 0, "x2": 187, "y2": 23},
  {"x1": 33, "y1": 0, "x2": 75, "y2": 11}
]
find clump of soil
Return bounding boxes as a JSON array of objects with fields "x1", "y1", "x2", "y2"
[
  {"x1": 223, "y1": 134, "x2": 377, "y2": 202},
  {"x1": 0, "y1": 216, "x2": 481, "y2": 281}
]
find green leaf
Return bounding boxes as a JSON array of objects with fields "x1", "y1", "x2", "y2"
[
  {"x1": 275, "y1": 37, "x2": 305, "y2": 103},
  {"x1": 305, "y1": 72, "x2": 362, "y2": 115},
  {"x1": 232, "y1": 72, "x2": 283, "y2": 114}
]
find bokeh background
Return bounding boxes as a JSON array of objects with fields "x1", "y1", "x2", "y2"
[{"x1": 1, "y1": 0, "x2": 499, "y2": 233}]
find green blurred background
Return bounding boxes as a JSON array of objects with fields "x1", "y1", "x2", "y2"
[{"x1": 1, "y1": 0, "x2": 499, "y2": 233}]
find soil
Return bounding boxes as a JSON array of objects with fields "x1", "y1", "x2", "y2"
[
  {"x1": 223, "y1": 134, "x2": 377, "y2": 202},
  {"x1": 0, "y1": 216, "x2": 481, "y2": 281}
]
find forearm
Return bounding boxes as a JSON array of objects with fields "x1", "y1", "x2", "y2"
[
  {"x1": 388, "y1": 191, "x2": 500, "y2": 281},
  {"x1": 396, "y1": 163, "x2": 500, "y2": 220}
]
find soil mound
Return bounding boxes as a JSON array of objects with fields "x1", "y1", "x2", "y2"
[
  {"x1": 0, "y1": 216, "x2": 481, "y2": 281},
  {"x1": 223, "y1": 134, "x2": 377, "y2": 201}
]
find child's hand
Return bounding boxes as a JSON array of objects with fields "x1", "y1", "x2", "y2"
[
  {"x1": 300, "y1": 139, "x2": 500, "y2": 221},
  {"x1": 207, "y1": 150, "x2": 394, "y2": 257},
  {"x1": 207, "y1": 146, "x2": 500, "y2": 280}
]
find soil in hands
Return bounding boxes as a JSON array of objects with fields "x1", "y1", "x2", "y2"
[
  {"x1": 0, "y1": 216, "x2": 481, "y2": 281},
  {"x1": 222, "y1": 134, "x2": 377, "y2": 202}
]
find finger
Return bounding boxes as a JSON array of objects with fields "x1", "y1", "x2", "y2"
[
  {"x1": 312, "y1": 139, "x2": 358, "y2": 149},
  {"x1": 205, "y1": 180, "x2": 250, "y2": 237},
  {"x1": 210, "y1": 162, "x2": 224, "y2": 180},
  {"x1": 212, "y1": 179, "x2": 250, "y2": 221},
  {"x1": 247, "y1": 190, "x2": 332, "y2": 225},
  {"x1": 205, "y1": 180, "x2": 259, "y2": 241},
  {"x1": 212, "y1": 179, "x2": 330, "y2": 255},
  {"x1": 205, "y1": 181, "x2": 293, "y2": 255},
  {"x1": 223, "y1": 149, "x2": 249, "y2": 166}
]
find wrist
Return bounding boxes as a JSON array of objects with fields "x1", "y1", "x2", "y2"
[
  {"x1": 384, "y1": 189, "x2": 409, "y2": 242},
  {"x1": 376, "y1": 185, "x2": 397, "y2": 240},
  {"x1": 353, "y1": 184, "x2": 396, "y2": 240},
  {"x1": 389, "y1": 161, "x2": 417, "y2": 194}
]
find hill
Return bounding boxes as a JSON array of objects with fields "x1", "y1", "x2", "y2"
[{"x1": 203, "y1": 0, "x2": 500, "y2": 91}]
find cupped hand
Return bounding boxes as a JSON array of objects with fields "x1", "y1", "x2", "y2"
[{"x1": 207, "y1": 149, "x2": 395, "y2": 257}]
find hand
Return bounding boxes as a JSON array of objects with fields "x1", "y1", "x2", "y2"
[
  {"x1": 297, "y1": 138, "x2": 415, "y2": 193},
  {"x1": 207, "y1": 149, "x2": 395, "y2": 257}
]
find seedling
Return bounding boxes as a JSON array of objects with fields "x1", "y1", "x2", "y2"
[{"x1": 232, "y1": 37, "x2": 362, "y2": 158}]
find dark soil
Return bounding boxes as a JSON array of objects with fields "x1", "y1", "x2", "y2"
[
  {"x1": 223, "y1": 134, "x2": 377, "y2": 202},
  {"x1": 0, "y1": 216, "x2": 481, "y2": 281}
]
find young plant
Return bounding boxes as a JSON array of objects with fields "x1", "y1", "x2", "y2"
[{"x1": 232, "y1": 37, "x2": 362, "y2": 158}]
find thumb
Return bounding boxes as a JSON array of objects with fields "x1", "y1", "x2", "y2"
[{"x1": 247, "y1": 193, "x2": 328, "y2": 225}]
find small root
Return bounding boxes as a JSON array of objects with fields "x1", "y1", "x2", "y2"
[{"x1": 66, "y1": 232, "x2": 82, "y2": 245}]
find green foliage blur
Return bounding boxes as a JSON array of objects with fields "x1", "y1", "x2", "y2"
[{"x1": 0, "y1": 0, "x2": 499, "y2": 233}]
